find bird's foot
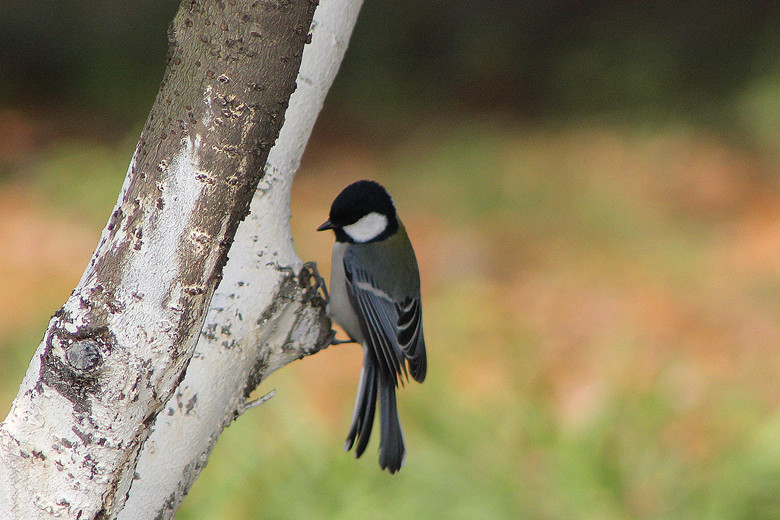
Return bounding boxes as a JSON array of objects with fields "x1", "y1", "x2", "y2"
[
  {"x1": 328, "y1": 329, "x2": 357, "y2": 345},
  {"x1": 300, "y1": 261, "x2": 329, "y2": 303}
]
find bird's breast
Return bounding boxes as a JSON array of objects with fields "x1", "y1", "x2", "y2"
[{"x1": 328, "y1": 242, "x2": 364, "y2": 344}]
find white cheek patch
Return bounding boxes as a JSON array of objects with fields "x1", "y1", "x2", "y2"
[{"x1": 343, "y1": 212, "x2": 388, "y2": 243}]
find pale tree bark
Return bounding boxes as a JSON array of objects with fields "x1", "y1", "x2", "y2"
[{"x1": 0, "y1": 0, "x2": 362, "y2": 519}]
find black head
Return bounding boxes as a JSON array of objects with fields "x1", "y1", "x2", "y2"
[{"x1": 317, "y1": 180, "x2": 398, "y2": 243}]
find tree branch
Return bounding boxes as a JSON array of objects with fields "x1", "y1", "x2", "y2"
[{"x1": 0, "y1": 0, "x2": 363, "y2": 518}]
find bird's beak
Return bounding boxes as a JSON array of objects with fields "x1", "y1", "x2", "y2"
[{"x1": 317, "y1": 220, "x2": 335, "y2": 232}]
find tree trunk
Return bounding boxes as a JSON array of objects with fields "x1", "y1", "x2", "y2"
[{"x1": 0, "y1": 0, "x2": 362, "y2": 518}]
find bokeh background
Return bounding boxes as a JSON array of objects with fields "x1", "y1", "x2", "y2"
[{"x1": 3, "y1": 1, "x2": 780, "y2": 518}]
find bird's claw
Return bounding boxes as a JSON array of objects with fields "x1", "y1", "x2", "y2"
[
  {"x1": 328, "y1": 329, "x2": 357, "y2": 346},
  {"x1": 300, "y1": 261, "x2": 329, "y2": 303}
]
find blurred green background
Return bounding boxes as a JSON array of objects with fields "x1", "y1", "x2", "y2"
[{"x1": 2, "y1": 1, "x2": 780, "y2": 518}]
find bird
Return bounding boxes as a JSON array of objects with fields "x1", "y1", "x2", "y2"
[{"x1": 317, "y1": 180, "x2": 427, "y2": 473}]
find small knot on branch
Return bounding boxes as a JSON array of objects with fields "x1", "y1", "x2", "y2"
[{"x1": 66, "y1": 340, "x2": 103, "y2": 372}]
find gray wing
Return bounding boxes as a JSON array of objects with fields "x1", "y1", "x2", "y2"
[
  {"x1": 397, "y1": 296, "x2": 426, "y2": 382},
  {"x1": 343, "y1": 256, "x2": 426, "y2": 385}
]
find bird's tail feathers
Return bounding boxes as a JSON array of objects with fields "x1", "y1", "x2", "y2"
[
  {"x1": 344, "y1": 361, "x2": 377, "y2": 457},
  {"x1": 344, "y1": 360, "x2": 406, "y2": 473},
  {"x1": 378, "y1": 373, "x2": 406, "y2": 473}
]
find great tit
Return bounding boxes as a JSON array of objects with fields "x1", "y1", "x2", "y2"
[{"x1": 317, "y1": 180, "x2": 427, "y2": 473}]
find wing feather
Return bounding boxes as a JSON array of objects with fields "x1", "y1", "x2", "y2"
[
  {"x1": 344, "y1": 254, "x2": 426, "y2": 385},
  {"x1": 397, "y1": 298, "x2": 426, "y2": 382}
]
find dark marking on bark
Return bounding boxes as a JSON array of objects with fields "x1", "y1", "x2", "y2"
[
  {"x1": 154, "y1": 490, "x2": 179, "y2": 520},
  {"x1": 174, "y1": 360, "x2": 191, "y2": 388},
  {"x1": 256, "y1": 269, "x2": 297, "y2": 325},
  {"x1": 53, "y1": 306, "x2": 72, "y2": 322},
  {"x1": 107, "y1": 208, "x2": 124, "y2": 233},
  {"x1": 185, "y1": 394, "x2": 197, "y2": 415},
  {"x1": 73, "y1": 426, "x2": 95, "y2": 446},
  {"x1": 82, "y1": 455, "x2": 98, "y2": 480},
  {"x1": 243, "y1": 351, "x2": 269, "y2": 398},
  {"x1": 39, "y1": 325, "x2": 116, "y2": 414},
  {"x1": 85, "y1": 280, "x2": 125, "y2": 317},
  {"x1": 143, "y1": 410, "x2": 160, "y2": 429},
  {"x1": 201, "y1": 322, "x2": 218, "y2": 340}
]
